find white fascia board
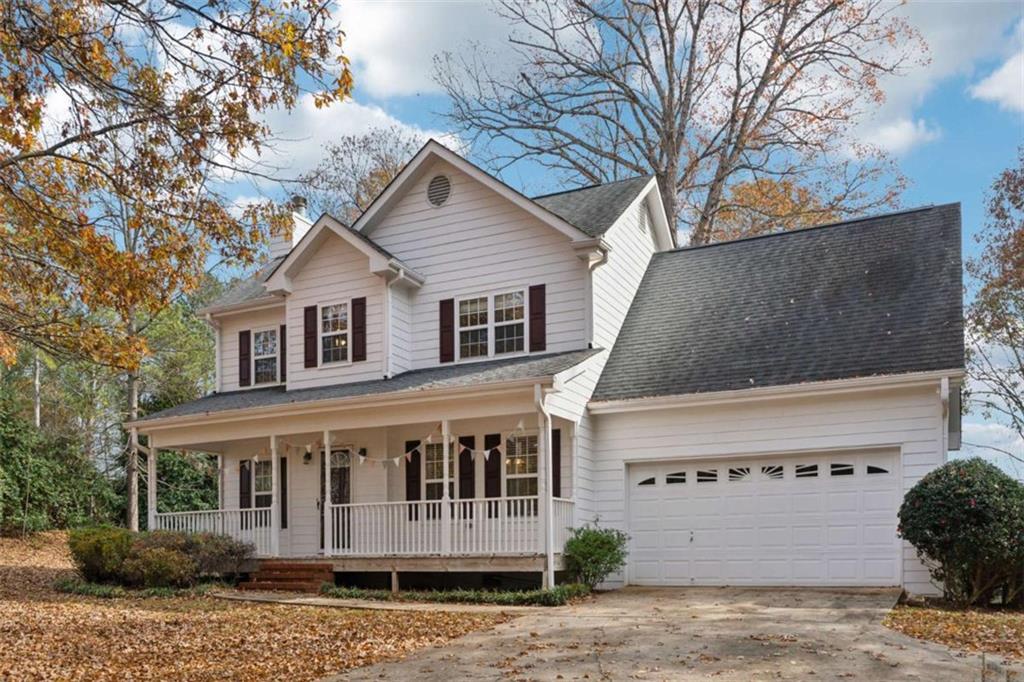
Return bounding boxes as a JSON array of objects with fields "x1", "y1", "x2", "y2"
[
  {"x1": 641, "y1": 177, "x2": 675, "y2": 250},
  {"x1": 127, "y1": 376, "x2": 554, "y2": 431},
  {"x1": 354, "y1": 139, "x2": 593, "y2": 243},
  {"x1": 588, "y1": 369, "x2": 967, "y2": 414},
  {"x1": 200, "y1": 297, "x2": 286, "y2": 317}
]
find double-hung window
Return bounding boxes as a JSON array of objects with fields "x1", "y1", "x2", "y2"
[
  {"x1": 423, "y1": 442, "x2": 455, "y2": 500},
  {"x1": 253, "y1": 460, "x2": 272, "y2": 508},
  {"x1": 505, "y1": 434, "x2": 538, "y2": 497},
  {"x1": 457, "y1": 290, "x2": 526, "y2": 360},
  {"x1": 321, "y1": 303, "x2": 349, "y2": 364},
  {"x1": 253, "y1": 329, "x2": 278, "y2": 384}
]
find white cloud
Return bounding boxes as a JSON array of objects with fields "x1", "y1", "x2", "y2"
[
  {"x1": 336, "y1": 0, "x2": 515, "y2": 99},
  {"x1": 970, "y1": 50, "x2": 1024, "y2": 112},
  {"x1": 863, "y1": 117, "x2": 942, "y2": 155},
  {"x1": 257, "y1": 96, "x2": 455, "y2": 178},
  {"x1": 856, "y1": 2, "x2": 1021, "y2": 154},
  {"x1": 959, "y1": 420, "x2": 1024, "y2": 478}
]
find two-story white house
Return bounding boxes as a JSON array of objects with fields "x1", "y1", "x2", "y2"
[{"x1": 130, "y1": 140, "x2": 964, "y2": 594}]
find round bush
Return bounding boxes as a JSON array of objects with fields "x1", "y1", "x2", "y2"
[
  {"x1": 564, "y1": 523, "x2": 629, "y2": 589},
  {"x1": 68, "y1": 527, "x2": 133, "y2": 583},
  {"x1": 121, "y1": 547, "x2": 198, "y2": 588},
  {"x1": 898, "y1": 458, "x2": 1024, "y2": 606}
]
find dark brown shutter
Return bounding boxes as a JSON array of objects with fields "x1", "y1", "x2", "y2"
[
  {"x1": 458, "y1": 436, "x2": 475, "y2": 499},
  {"x1": 239, "y1": 459, "x2": 252, "y2": 508},
  {"x1": 405, "y1": 441, "x2": 421, "y2": 501},
  {"x1": 529, "y1": 284, "x2": 546, "y2": 352},
  {"x1": 551, "y1": 428, "x2": 561, "y2": 498},
  {"x1": 279, "y1": 457, "x2": 288, "y2": 529},
  {"x1": 439, "y1": 298, "x2": 455, "y2": 363},
  {"x1": 238, "y1": 330, "x2": 251, "y2": 387},
  {"x1": 484, "y1": 434, "x2": 502, "y2": 498},
  {"x1": 404, "y1": 440, "x2": 421, "y2": 521},
  {"x1": 303, "y1": 305, "x2": 318, "y2": 368},
  {"x1": 279, "y1": 325, "x2": 287, "y2": 381},
  {"x1": 351, "y1": 297, "x2": 366, "y2": 362}
]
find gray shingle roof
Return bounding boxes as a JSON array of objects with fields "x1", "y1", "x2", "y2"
[
  {"x1": 592, "y1": 204, "x2": 964, "y2": 402},
  {"x1": 136, "y1": 348, "x2": 601, "y2": 424},
  {"x1": 205, "y1": 256, "x2": 285, "y2": 311},
  {"x1": 532, "y1": 176, "x2": 653, "y2": 238}
]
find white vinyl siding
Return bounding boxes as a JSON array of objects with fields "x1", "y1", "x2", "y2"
[
  {"x1": 591, "y1": 198, "x2": 656, "y2": 351},
  {"x1": 285, "y1": 232, "x2": 384, "y2": 389},
  {"x1": 389, "y1": 285, "x2": 413, "y2": 375},
  {"x1": 592, "y1": 384, "x2": 947, "y2": 594},
  {"x1": 217, "y1": 307, "x2": 286, "y2": 391},
  {"x1": 366, "y1": 159, "x2": 588, "y2": 369}
]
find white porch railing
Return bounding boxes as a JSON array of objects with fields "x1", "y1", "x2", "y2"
[
  {"x1": 327, "y1": 496, "x2": 575, "y2": 557},
  {"x1": 153, "y1": 508, "x2": 273, "y2": 557}
]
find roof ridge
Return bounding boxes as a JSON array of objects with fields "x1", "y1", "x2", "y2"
[
  {"x1": 663, "y1": 203, "x2": 956, "y2": 255},
  {"x1": 530, "y1": 174, "x2": 654, "y2": 200}
]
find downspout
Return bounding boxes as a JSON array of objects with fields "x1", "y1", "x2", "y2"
[
  {"x1": 534, "y1": 383, "x2": 556, "y2": 588},
  {"x1": 584, "y1": 247, "x2": 610, "y2": 349},
  {"x1": 939, "y1": 377, "x2": 950, "y2": 461}
]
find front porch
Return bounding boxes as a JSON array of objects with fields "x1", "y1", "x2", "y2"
[{"x1": 145, "y1": 404, "x2": 578, "y2": 586}]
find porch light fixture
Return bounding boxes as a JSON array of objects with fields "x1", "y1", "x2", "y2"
[{"x1": 303, "y1": 444, "x2": 312, "y2": 465}]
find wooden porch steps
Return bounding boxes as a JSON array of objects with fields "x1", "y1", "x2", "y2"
[{"x1": 240, "y1": 561, "x2": 334, "y2": 594}]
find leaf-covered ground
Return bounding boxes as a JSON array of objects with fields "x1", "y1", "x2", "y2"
[
  {"x1": 0, "y1": 532, "x2": 510, "y2": 681},
  {"x1": 885, "y1": 604, "x2": 1024, "y2": 660}
]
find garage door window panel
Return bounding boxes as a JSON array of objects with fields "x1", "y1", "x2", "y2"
[
  {"x1": 830, "y1": 463, "x2": 855, "y2": 477},
  {"x1": 696, "y1": 469, "x2": 718, "y2": 483}
]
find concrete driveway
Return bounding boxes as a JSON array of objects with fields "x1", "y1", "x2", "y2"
[{"x1": 334, "y1": 587, "x2": 1013, "y2": 681}]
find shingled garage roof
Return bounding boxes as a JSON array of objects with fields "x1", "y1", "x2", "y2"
[
  {"x1": 135, "y1": 348, "x2": 601, "y2": 424},
  {"x1": 592, "y1": 204, "x2": 964, "y2": 403},
  {"x1": 532, "y1": 175, "x2": 653, "y2": 238}
]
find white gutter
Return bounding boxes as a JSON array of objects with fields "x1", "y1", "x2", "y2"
[{"x1": 589, "y1": 369, "x2": 966, "y2": 414}]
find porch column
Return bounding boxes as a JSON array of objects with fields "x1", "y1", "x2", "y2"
[
  {"x1": 323, "y1": 429, "x2": 331, "y2": 555},
  {"x1": 538, "y1": 409, "x2": 555, "y2": 589},
  {"x1": 441, "y1": 419, "x2": 452, "y2": 555},
  {"x1": 146, "y1": 436, "x2": 157, "y2": 531},
  {"x1": 270, "y1": 435, "x2": 280, "y2": 556}
]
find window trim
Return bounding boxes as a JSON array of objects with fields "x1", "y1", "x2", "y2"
[
  {"x1": 422, "y1": 441, "x2": 456, "y2": 500},
  {"x1": 251, "y1": 325, "x2": 280, "y2": 386},
  {"x1": 317, "y1": 300, "x2": 353, "y2": 368},
  {"x1": 504, "y1": 431, "x2": 539, "y2": 498},
  {"x1": 454, "y1": 288, "x2": 530, "y2": 363},
  {"x1": 253, "y1": 459, "x2": 272, "y2": 509}
]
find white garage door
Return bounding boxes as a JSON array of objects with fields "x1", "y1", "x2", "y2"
[{"x1": 627, "y1": 451, "x2": 901, "y2": 586}]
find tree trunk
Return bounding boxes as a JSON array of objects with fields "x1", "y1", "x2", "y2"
[
  {"x1": 127, "y1": 369, "x2": 140, "y2": 531},
  {"x1": 33, "y1": 352, "x2": 41, "y2": 428}
]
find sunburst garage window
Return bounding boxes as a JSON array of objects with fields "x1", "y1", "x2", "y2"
[
  {"x1": 253, "y1": 329, "x2": 278, "y2": 384},
  {"x1": 321, "y1": 303, "x2": 349, "y2": 364}
]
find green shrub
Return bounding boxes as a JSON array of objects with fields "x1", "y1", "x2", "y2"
[
  {"x1": 54, "y1": 577, "x2": 223, "y2": 599},
  {"x1": 68, "y1": 527, "x2": 133, "y2": 583},
  {"x1": 318, "y1": 583, "x2": 591, "y2": 606},
  {"x1": 899, "y1": 458, "x2": 1024, "y2": 606},
  {"x1": 190, "y1": 533, "x2": 253, "y2": 577},
  {"x1": 563, "y1": 523, "x2": 629, "y2": 588},
  {"x1": 121, "y1": 546, "x2": 198, "y2": 588}
]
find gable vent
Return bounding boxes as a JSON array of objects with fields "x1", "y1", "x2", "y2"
[{"x1": 427, "y1": 175, "x2": 452, "y2": 207}]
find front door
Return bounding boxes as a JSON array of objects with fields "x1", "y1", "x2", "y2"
[{"x1": 319, "y1": 449, "x2": 352, "y2": 551}]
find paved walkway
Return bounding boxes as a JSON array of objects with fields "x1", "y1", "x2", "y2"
[
  {"x1": 212, "y1": 589, "x2": 541, "y2": 614},
  {"x1": 327, "y1": 587, "x2": 1022, "y2": 681}
]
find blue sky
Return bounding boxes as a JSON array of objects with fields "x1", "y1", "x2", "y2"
[{"x1": 246, "y1": 1, "x2": 1024, "y2": 471}]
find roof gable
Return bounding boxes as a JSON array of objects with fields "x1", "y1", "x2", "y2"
[
  {"x1": 593, "y1": 204, "x2": 965, "y2": 403},
  {"x1": 263, "y1": 214, "x2": 422, "y2": 295},
  {"x1": 354, "y1": 140, "x2": 594, "y2": 244}
]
